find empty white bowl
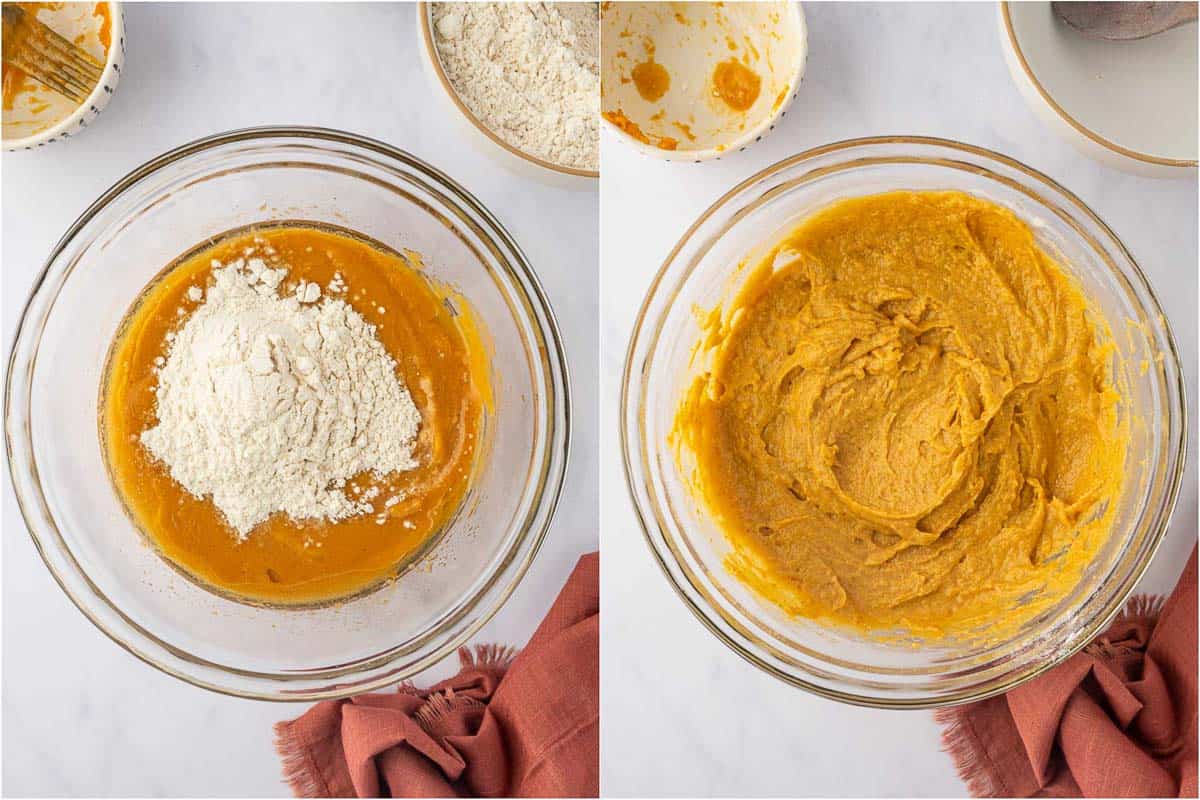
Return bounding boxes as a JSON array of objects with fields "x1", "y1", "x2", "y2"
[{"x1": 999, "y1": 1, "x2": 1198, "y2": 177}]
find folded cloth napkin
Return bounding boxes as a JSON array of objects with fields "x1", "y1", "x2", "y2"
[
  {"x1": 938, "y1": 545, "x2": 1197, "y2": 798},
  {"x1": 275, "y1": 552, "x2": 599, "y2": 798}
]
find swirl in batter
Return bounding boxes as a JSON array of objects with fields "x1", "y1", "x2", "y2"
[{"x1": 676, "y1": 191, "x2": 1127, "y2": 639}]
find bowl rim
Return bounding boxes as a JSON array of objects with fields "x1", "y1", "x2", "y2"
[
  {"x1": 4, "y1": 125, "x2": 572, "y2": 701},
  {"x1": 999, "y1": 1, "x2": 1198, "y2": 170},
  {"x1": 1, "y1": 0, "x2": 125, "y2": 150},
  {"x1": 599, "y1": 0, "x2": 808, "y2": 162},
  {"x1": 620, "y1": 134, "x2": 1188, "y2": 708},
  {"x1": 417, "y1": 1, "x2": 600, "y2": 180}
]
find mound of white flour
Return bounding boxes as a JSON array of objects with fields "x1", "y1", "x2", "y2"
[{"x1": 141, "y1": 254, "x2": 420, "y2": 539}]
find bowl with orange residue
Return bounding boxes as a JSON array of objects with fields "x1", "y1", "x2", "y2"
[
  {"x1": 2, "y1": 1, "x2": 125, "y2": 151},
  {"x1": 600, "y1": 1, "x2": 806, "y2": 161}
]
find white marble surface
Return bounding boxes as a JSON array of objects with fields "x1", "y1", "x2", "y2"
[
  {"x1": 600, "y1": 2, "x2": 1197, "y2": 797},
  {"x1": 1, "y1": 4, "x2": 597, "y2": 796}
]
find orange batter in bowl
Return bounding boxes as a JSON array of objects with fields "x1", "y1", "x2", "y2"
[
  {"x1": 676, "y1": 191, "x2": 1128, "y2": 640},
  {"x1": 101, "y1": 225, "x2": 490, "y2": 606}
]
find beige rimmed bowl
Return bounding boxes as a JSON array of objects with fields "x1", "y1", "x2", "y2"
[
  {"x1": 416, "y1": 2, "x2": 599, "y2": 188},
  {"x1": 601, "y1": 1, "x2": 806, "y2": 161},
  {"x1": 998, "y1": 1, "x2": 1198, "y2": 178},
  {"x1": 2, "y1": 1, "x2": 125, "y2": 152}
]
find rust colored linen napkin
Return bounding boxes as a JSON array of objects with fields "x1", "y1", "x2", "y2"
[
  {"x1": 938, "y1": 545, "x2": 1197, "y2": 798},
  {"x1": 275, "y1": 552, "x2": 599, "y2": 798}
]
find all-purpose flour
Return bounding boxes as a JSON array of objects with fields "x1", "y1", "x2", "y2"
[
  {"x1": 432, "y1": 2, "x2": 599, "y2": 171},
  {"x1": 141, "y1": 251, "x2": 421, "y2": 539}
]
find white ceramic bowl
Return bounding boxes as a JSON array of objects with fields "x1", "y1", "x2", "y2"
[
  {"x1": 601, "y1": 1, "x2": 806, "y2": 161},
  {"x1": 2, "y1": 1, "x2": 125, "y2": 152},
  {"x1": 416, "y1": 2, "x2": 599, "y2": 189},
  {"x1": 999, "y1": 1, "x2": 1198, "y2": 178}
]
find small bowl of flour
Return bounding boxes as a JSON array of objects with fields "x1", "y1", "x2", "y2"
[{"x1": 419, "y1": 1, "x2": 599, "y2": 186}]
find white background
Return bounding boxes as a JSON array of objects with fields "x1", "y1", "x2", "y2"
[
  {"x1": 1, "y1": 4, "x2": 597, "y2": 796},
  {"x1": 600, "y1": 2, "x2": 1197, "y2": 797}
]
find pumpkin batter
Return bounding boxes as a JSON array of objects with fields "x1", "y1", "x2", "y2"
[
  {"x1": 102, "y1": 225, "x2": 490, "y2": 606},
  {"x1": 677, "y1": 191, "x2": 1127, "y2": 640}
]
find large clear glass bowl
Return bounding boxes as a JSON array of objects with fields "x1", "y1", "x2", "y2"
[
  {"x1": 621, "y1": 137, "x2": 1186, "y2": 708},
  {"x1": 5, "y1": 127, "x2": 570, "y2": 700}
]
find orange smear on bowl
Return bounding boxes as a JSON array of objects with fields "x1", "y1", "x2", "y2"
[
  {"x1": 2, "y1": 64, "x2": 30, "y2": 111},
  {"x1": 2, "y1": 3, "x2": 110, "y2": 113},
  {"x1": 712, "y1": 59, "x2": 761, "y2": 112},
  {"x1": 603, "y1": 109, "x2": 679, "y2": 151},
  {"x1": 95, "y1": 2, "x2": 111, "y2": 50},
  {"x1": 631, "y1": 60, "x2": 670, "y2": 102},
  {"x1": 672, "y1": 121, "x2": 696, "y2": 141}
]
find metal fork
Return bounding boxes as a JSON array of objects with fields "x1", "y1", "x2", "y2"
[{"x1": 2, "y1": 4, "x2": 104, "y2": 104}]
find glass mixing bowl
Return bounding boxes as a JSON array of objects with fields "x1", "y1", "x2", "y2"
[
  {"x1": 622, "y1": 137, "x2": 1186, "y2": 708},
  {"x1": 5, "y1": 127, "x2": 570, "y2": 700}
]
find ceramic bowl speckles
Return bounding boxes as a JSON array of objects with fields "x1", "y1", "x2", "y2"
[
  {"x1": 601, "y1": 1, "x2": 806, "y2": 162},
  {"x1": 2, "y1": 2, "x2": 126, "y2": 152}
]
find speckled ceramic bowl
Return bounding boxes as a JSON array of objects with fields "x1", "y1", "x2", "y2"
[
  {"x1": 601, "y1": 1, "x2": 806, "y2": 161},
  {"x1": 2, "y1": 1, "x2": 125, "y2": 152}
]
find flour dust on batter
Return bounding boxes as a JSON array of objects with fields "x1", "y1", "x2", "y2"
[{"x1": 101, "y1": 225, "x2": 490, "y2": 606}]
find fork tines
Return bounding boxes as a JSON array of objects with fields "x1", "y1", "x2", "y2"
[{"x1": 2, "y1": 5, "x2": 104, "y2": 105}]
